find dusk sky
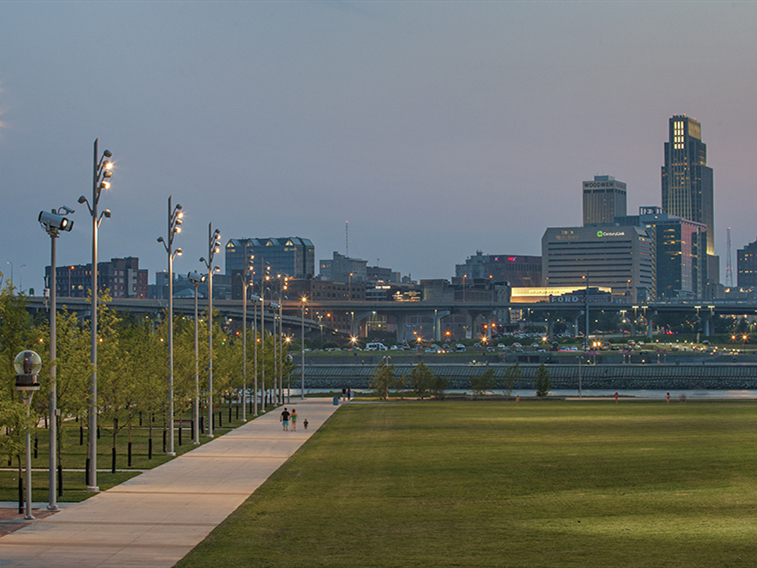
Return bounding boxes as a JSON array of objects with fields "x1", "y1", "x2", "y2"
[{"x1": 2, "y1": 1, "x2": 756, "y2": 294}]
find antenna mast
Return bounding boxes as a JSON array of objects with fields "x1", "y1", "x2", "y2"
[
  {"x1": 726, "y1": 227, "x2": 734, "y2": 287},
  {"x1": 345, "y1": 220, "x2": 349, "y2": 258}
]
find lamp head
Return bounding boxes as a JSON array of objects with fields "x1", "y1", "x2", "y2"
[
  {"x1": 103, "y1": 209, "x2": 111, "y2": 218},
  {"x1": 77, "y1": 195, "x2": 87, "y2": 204},
  {"x1": 103, "y1": 149, "x2": 113, "y2": 158}
]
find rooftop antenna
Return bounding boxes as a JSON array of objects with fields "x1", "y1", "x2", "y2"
[
  {"x1": 345, "y1": 220, "x2": 349, "y2": 258},
  {"x1": 726, "y1": 227, "x2": 734, "y2": 287}
]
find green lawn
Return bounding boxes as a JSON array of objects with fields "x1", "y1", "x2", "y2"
[{"x1": 177, "y1": 400, "x2": 757, "y2": 568}]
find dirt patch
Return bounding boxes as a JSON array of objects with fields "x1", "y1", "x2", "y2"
[{"x1": 0, "y1": 507, "x2": 58, "y2": 537}]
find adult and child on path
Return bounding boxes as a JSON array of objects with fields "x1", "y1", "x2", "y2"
[{"x1": 280, "y1": 407, "x2": 299, "y2": 431}]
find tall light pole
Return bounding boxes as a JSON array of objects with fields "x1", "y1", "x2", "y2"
[
  {"x1": 200, "y1": 223, "x2": 221, "y2": 438},
  {"x1": 188, "y1": 271, "x2": 205, "y2": 444},
  {"x1": 77, "y1": 138, "x2": 113, "y2": 493},
  {"x1": 157, "y1": 196, "x2": 183, "y2": 456},
  {"x1": 251, "y1": 293, "x2": 260, "y2": 416},
  {"x1": 236, "y1": 248, "x2": 254, "y2": 422},
  {"x1": 6, "y1": 261, "x2": 13, "y2": 289},
  {"x1": 39, "y1": 206, "x2": 74, "y2": 511},
  {"x1": 301, "y1": 296, "x2": 307, "y2": 400}
]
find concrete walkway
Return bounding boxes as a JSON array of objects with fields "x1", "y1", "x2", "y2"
[{"x1": 0, "y1": 398, "x2": 340, "y2": 567}]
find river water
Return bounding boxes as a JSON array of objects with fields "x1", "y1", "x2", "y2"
[{"x1": 285, "y1": 388, "x2": 757, "y2": 400}]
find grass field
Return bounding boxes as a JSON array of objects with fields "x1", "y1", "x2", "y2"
[{"x1": 177, "y1": 400, "x2": 757, "y2": 568}]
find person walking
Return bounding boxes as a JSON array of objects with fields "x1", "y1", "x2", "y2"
[
  {"x1": 280, "y1": 407, "x2": 290, "y2": 431},
  {"x1": 291, "y1": 408, "x2": 298, "y2": 431},
  {"x1": 303, "y1": 418, "x2": 309, "y2": 431}
]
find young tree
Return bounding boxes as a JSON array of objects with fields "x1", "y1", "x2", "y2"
[
  {"x1": 501, "y1": 363, "x2": 522, "y2": 396},
  {"x1": 470, "y1": 368, "x2": 496, "y2": 398},
  {"x1": 535, "y1": 364, "x2": 551, "y2": 397},
  {"x1": 430, "y1": 375, "x2": 449, "y2": 400},
  {"x1": 370, "y1": 359, "x2": 395, "y2": 400},
  {"x1": 409, "y1": 361, "x2": 435, "y2": 400}
]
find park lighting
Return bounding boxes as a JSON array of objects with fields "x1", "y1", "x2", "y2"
[
  {"x1": 301, "y1": 296, "x2": 307, "y2": 400},
  {"x1": 250, "y1": 293, "x2": 261, "y2": 415},
  {"x1": 200, "y1": 223, "x2": 222, "y2": 437},
  {"x1": 76, "y1": 139, "x2": 114, "y2": 492},
  {"x1": 14, "y1": 350, "x2": 42, "y2": 520},
  {"x1": 188, "y1": 271, "x2": 206, "y2": 444},
  {"x1": 236, "y1": 249, "x2": 254, "y2": 422},
  {"x1": 157, "y1": 196, "x2": 183, "y2": 456},
  {"x1": 39, "y1": 204, "x2": 74, "y2": 510}
]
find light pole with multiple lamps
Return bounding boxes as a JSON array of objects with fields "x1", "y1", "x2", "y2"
[
  {"x1": 77, "y1": 138, "x2": 113, "y2": 492},
  {"x1": 200, "y1": 224, "x2": 221, "y2": 437},
  {"x1": 301, "y1": 296, "x2": 307, "y2": 400},
  {"x1": 250, "y1": 292, "x2": 260, "y2": 416},
  {"x1": 236, "y1": 248, "x2": 254, "y2": 422},
  {"x1": 188, "y1": 271, "x2": 206, "y2": 444},
  {"x1": 157, "y1": 196, "x2": 183, "y2": 455},
  {"x1": 38, "y1": 206, "x2": 74, "y2": 510}
]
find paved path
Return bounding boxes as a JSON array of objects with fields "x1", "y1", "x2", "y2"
[{"x1": 0, "y1": 399, "x2": 340, "y2": 567}]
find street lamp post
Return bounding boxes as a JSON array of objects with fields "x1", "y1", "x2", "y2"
[
  {"x1": 77, "y1": 138, "x2": 113, "y2": 492},
  {"x1": 251, "y1": 293, "x2": 260, "y2": 416},
  {"x1": 188, "y1": 271, "x2": 205, "y2": 444},
  {"x1": 301, "y1": 296, "x2": 306, "y2": 400},
  {"x1": 14, "y1": 351, "x2": 42, "y2": 520},
  {"x1": 39, "y1": 206, "x2": 74, "y2": 510},
  {"x1": 200, "y1": 224, "x2": 221, "y2": 438},
  {"x1": 236, "y1": 249, "x2": 254, "y2": 422},
  {"x1": 157, "y1": 196, "x2": 183, "y2": 455}
]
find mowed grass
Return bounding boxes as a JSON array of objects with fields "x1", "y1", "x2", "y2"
[{"x1": 177, "y1": 401, "x2": 757, "y2": 568}]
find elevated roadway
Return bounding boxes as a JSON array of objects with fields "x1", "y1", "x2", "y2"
[{"x1": 23, "y1": 296, "x2": 757, "y2": 339}]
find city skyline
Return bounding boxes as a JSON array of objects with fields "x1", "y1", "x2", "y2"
[{"x1": 2, "y1": 2, "x2": 757, "y2": 294}]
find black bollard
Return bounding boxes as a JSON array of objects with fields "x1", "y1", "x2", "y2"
[
  {"x1": 162, "y1": 430, "x2": 166, "y2": 453},
  {"x1": 200, "y1": 415, "x2": 204, "y2": 434},
  {"x1": 148, "y1": 437, "x2": 153, "y2": 460},
  {"x1": 191, "y1": 419, "x2": 195, "y2": 441},
  {"x1": 18, "y1": 476, "x2": 23, "y2": 514},
  {"x1": 34, "y1": 435, "x2": 38, "y2": 459},
  {"x1": 111, "y1": 447, "x2": 116, "y2": 474},
  {"x1": 178, "y1": 423, "x2": 182, "y2": 446},
  {"x1": 128, "y1": 442, "x2": 132, "y2": 467},
  {"x1": 85, "y1": 457, "x2": 90, "y2": 485},
  {"x1": 79, "y1": 425, "x2": 83, "y2": 446},
  {"x1": 219, "y1": 410, "x2": 223, "y2": 428},
  {"x1": 97, "y1": 426, "x2": 100, "y2": 440},
  {"x1": 58, "y1": 464, "x2": 63, "y2": 497}
]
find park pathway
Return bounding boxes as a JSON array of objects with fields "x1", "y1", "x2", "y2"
[{"x1": 0, "y1": 398, "x2": 340, "y2": 567}]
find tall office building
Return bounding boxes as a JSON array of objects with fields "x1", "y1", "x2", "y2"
[
  {"x1": 542, "y1": 225, "x2": 655, "y2": 302},
  {"x1": 226, "y1": 237, "x2": 315, "y2": 281},
  {"x1": 737, "y1": 240, "x2": 757, "y2": 288},
  {"x1": 661, "y1": 115, "x2": 714, "y2": 255},
  {"x1": 583, "y1": 175, "x2": 627, "y2": 226},
  {"x1": 617, "y1": 207, "x2": 707, "y2": 300}
]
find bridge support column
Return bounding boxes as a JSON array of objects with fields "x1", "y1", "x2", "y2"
[
  {"x1": 433, "y1": 310, "x2": 451, "y2": 342},
  {"x1": 702, "y1": 313, "x2": 712, "y2": 337},
  {"x1": 648, "y1": 310, "x2": 656, "y2": 339}
]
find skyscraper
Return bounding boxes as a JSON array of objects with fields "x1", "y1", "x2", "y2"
[
  {"x1": 583, "y1": 175, "x2": 627, "y2": 226},
  {"x1": 661, "y1": 115, "x2": 714, "y2": 255}
]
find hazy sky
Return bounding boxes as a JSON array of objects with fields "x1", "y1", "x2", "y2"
[{"x1": 2, "y1": 1, "x2": 756, "y2": 294}]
